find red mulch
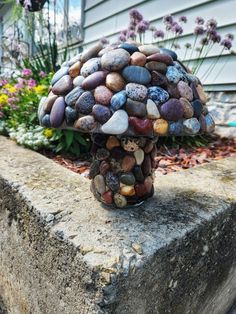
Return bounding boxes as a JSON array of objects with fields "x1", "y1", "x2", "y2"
[{"x1": 43, "y1": 136, "x2": 236, "y2": 177}]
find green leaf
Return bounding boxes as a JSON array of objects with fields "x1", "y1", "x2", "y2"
[
  {"x1": 64, "y1": 130, "x2": 74, "y2": 150},
  {"x1": 55, "y1": 142, "x2": 65, "y2": 153},
  {"x1": 74, "y1": 132, "x2": 87, "y2": 146}
]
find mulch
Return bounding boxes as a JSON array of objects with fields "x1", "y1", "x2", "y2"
[{"x1": 43, "y1": 136, "x2": 236, "y2": 177}]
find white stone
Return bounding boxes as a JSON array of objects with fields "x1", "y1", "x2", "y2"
[
  {"x1": 146, "y1": 99, "x2": 160, "y2": 119},
  {"x1": 101, "y1": 110, "x2": 128, "y2": 135},
  {"x1": 134, "y1": 149, "x2": 144, "y2": 165},
  {"x1": 73, "y1": 76, "x2": 84, "y2": 87},
  {"x1": 138, "y1": 44, "x2": 160, "y2": 56}
]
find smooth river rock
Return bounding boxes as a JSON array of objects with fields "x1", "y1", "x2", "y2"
[
  {"x1": 146, "y1": 53, "x2": 173, "y2": 65},
  {"x1": 118, "y1": 43, "x2": 139, "y2": 54},
  {"x1": 65, "y1": 86, "x2": 84, "y2": 106},
  {"x1": 138, "y1": 44, "x2": 160, "y2": 56},
  {"x1": 192, "y1": 99, "x2": 203, "y2": 118},
  {"x1": 180, "y1": 97, "x2": 194, "y2": 118},
  {"x1": 177, "y1": 81, "x2": 193, "y2": 101},
  {"x1": 111, "y1": 91, "x2": 127, "y2": 111},
  {"x1": 92, "y1": 104, "x2": 111, "y2": 124},
  {"x1": 130, "y1": 52, "x2": 147, "y2": 66},
  {"x1": 65, "y1": 106, "x2": 78, "y2": 125},
  {"x1": 101, "y1": 48, "x2": 130, "y2": 71},
  {"x1": 160, "y1": 98, "x2": 184, "y2": 121},
  {"x1": 122, "y1": 66, "x2": 151, "y2": 85},
  {"x1": 101, "y1": 110, "x2": 128, "y2": 135},
  {"x1": 148, "y1": 86, "x2": 169, "y2": 105},
  {"x1": 51, "y1": 67, "x2": 69, "y2": 85},
  {"x1": 75, "y1": 91, "x2": 95, "y2": 114},
  {"x1": 94, "y1": 85, "x2": 113, "y2": 105},
  {"x1": 129, "y1": 117, "x2": 153, "y2": 135},
  {"x1": 153, "y1": 118, "x2": 169, "y2": 135},
  {"x1": 74, "y1": 115, "x2": 95, "y2": 131},
  {"x1": 126, "y1": 83, "x2": 148, "y2": 101},
  {"x1": 125, "y1": 98, "x2": 147, "y2": 118},
  {"x1": 81, "y1": 71, "x2": 107, "y2": 90},
  {"x1": 145, "y1": 61, "x2": 167, "y2": 74},
  {"x1": 183, "y1": 118, "x2": 201, "y2": 134},
  {"x1": 106, "y1": 72, "x2": 125, "y2": 92},
  {"x1": 160, "y1": 48, "x2": 178, "y2": 61},
  {"x1": 146, "y1": 99, "x2": 160, "y2": 119},
  {"x1": 69, "y1": 61, "x2": 82, "y2": 78},
  {"x1": 166, "y1": 66, "x2": 182, "y2": 84},
  {"x1": 52, "y1": 75, "x2": 73, "y2": 96},
  {"x1": 80, "y1": 58, "x2": 101, "y2": 77},
  {"x1": 50, "y1": 96, "x2": 65, "y2": 128},
  {"x1": 80, "y1": 42, "x2": 103, "y2": 63}
]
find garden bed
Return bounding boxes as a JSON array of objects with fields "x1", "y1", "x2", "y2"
[{"x1": 42, "y1": 135, "x2": 236, "y2": 177}]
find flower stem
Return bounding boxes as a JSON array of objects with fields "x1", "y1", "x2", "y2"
[
  {"x1": 187, "y1": 35, "x2": 198, "y2": 68},
  {"x1": 201, "y1": 47, "x2": 225, "y2": 82}
]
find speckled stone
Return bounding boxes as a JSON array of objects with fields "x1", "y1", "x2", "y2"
[
  {"x1": 192, "y1": 99, "x2": 203, "y2": 118},
  {"x1": 121, "y1": 155, "x2": 136, "y2": 172},
  {"x1": 50, "y1": 96, "x2": 65, "y2": 128},
  {"x1": 138, "y1": 44, "x2": 160, "y2": 56},
  {"x1": 101, "y1": 110, "x2": 128, "y2": 135},
  {"x1": 96, "y1": 148, "x2": 110, "y2": 160},
  {"x1": 80, "y1": 58, "x2": 101, "y2": 77},
  {"x1": 160, "y1": 98, "x2": 184, "y2": 121},
  {"x1": 65, "y1": 86, "x2": 84, "y2": 106},
  {"x1": 81, "y1": 71, "x2": 107, "y2": 90},
  {"x1": 177, "y1": 81, "x2": 193, "y2": 101},
  {"x1": 153, "y1": 118, "x2": 169, "y2": 135},
  {"x1": 146, "y1": 99, "x2": 160, "y2": 119},
  {"x1": 52, "y1": 75, "x2": 73, "y2": 96},
  {"x1": 89, "y1": 160, "x2": 100, "y2": 179},
  {"x1": 151, "y1": 71, "x2": 168, "y2": 87},
  {"x1": 148, "y1": 86, "x2": 169, "y2": 105},
  {"x1": 65, "y1": 106, "x2": 78, "y2": 125},
  {"x1": 92, "y1": 104, "x2": 111, "y2": 124},
  {"x1": 130, "y1": 52, "x2": 147, "y2": 66},
  {"x1": 126, "y1": 83, "x2": 148, "y2": 102},
  {"x1": 120, "y1": 138, "x2": 140, "y2": 152},
  {"x1": 180, "y1": 97, "x2": 194, "y2": 119},
  {"x1": 111, "y1": 91, "x2": 127, "y2": 110},
  {"x1": 75, "y1": 91, "x2": 95, "y2": 114},
  {"x1": 134, "y1": 149, "x2": 144, "y2": 165},
  {"x1": 105, "y1": 172, "x2": 120, "y2": 192},
  {"x1": 118, "y1": 43, "x2": 139, "y2": 54},
  {"x1": 183, "y1": 118, "x2": 201, "y2": 134},
  {"x1": 74, "y1": 115, "x2": 95, "y2": 131},
  {"x1": 120, "y1": 172, "x2": 136, "y2": 186},
  {"x1": 166, "y1": 66, "x2": 182, "y2": 84},
  {"x1": 125, "y1": 98, "x2": 147, "y2": 118},
  {"x1": 129, "y1": 117, "x2": 153, "y2": 135},
  {"x1": 94, "y1": 174, "x2": 106, "y2": 195},
  {"x1": 145, "y1": 62, "x2": 167, "y2": 74},
  {"x1": 122, "y1": 66, "x2": 151, "y2": 85},
  {"x1": 94, "y1": 85, "x2": 113, "y2": 105},
  {"x1": 69, "y1": 61, "x2": 82, "y2": 78},
  {"x1": 169, "y1": 121, "x2": 184, "y2": 135},
  {"x1": 80, "y1": 42, "x2": 103, "y2": 63},
  {"x1": 101, "y1": 48, "x2": 130, "y2": 71},
  {"x1": 160, "y1": 48, "x2": 178, "y2": 61},
  {"x1": 114, "y1": 193, "x2": 127, "y2": 208},
  {"x1": 73, "y1": 76, "x2": 84, "y2": 87},
  {"x1": 106, "y1": 136, "x2": 120, "y2": 150},
  {"x1": 51, "y1": 67, "x2": 69, "y2": 85},
  {"x1": 146, "y1": 53, "x2": 173, "y2": 65},
  {"x1": 106, "y1": 72, "x2": 125, "y2": 92}
]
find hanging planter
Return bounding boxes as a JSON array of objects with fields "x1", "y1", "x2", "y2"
[{"x1": 19, "y1": 0, "x2": 47, "y2": 12}]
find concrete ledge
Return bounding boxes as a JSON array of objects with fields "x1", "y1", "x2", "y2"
[{"x1": 0, "y1": 135, "x2": 236, "y2": 314}]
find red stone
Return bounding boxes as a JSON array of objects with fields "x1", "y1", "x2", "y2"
[
  {"x1": 135, "y1": 183, "x2": 147, "y2": 197},
  {"x1": 129, "y1": 117, "x2": 153, "y2": 135},
  {"x1": 144, "y1": 176, "x2": 153, "y2": 194},
  {"x1": 147, "y1": 53, "x2": 173, "y2": 65},
  {"x1": 102, "y1": 190, "x2": 113, "y2": 204}
]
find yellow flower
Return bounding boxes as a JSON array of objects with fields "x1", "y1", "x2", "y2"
[
  {"x1": 34, "y1": 85, "x2": 47, "y2": 94},
  {"x1": 43, "y1": 128, "x2": 54, "y2": 138},
  {"x1": 0, "y1": 94, "x2": 8, "y2": 104},
  {"x1": 8, "y1": 86, "x2": 17, "y2": 93},
  {"x1": 3, "y1": 84, "x2": 12, "y2": 89}
]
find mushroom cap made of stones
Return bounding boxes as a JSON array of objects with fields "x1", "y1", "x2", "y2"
[{"x1": 39, "y1": 42, "x2": 215, "y2": 137}]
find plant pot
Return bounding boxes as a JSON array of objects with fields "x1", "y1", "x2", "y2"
[
  {"x1": 89, "y1": 134, "x2": 157, "y2": 208},
  {"x1": 19, "y1": 0, "x2": 47, "y2": 12}
]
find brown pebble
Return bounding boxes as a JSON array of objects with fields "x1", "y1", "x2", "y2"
[
  {"x1": 130, "y1": 52, "x2": 147, "y2": 66},
  {"x1": 120, "y1": 185, "x2": 135, "y2": 197},
  {"x1": 142, "y1": 155, "x2": 152, "y2": 176},
  {"x1": 144, "y1": 140, "x2": 154, "y2": 154},
  {"x1": 106, "y1": 72, "x2": 125, "y2": 92},
  {"x1": 44, "y1": 93, "x2": 58, "y2": 113},
  {"x1": 121, "y1": 155, "x2": 136, "y2": 172},
  {"x1": 106, "y1": 136, "x2": 120, "y2": 150},
  {"x1": 180, "y1": 97, "x2": 194, "y2": 118},
  {"x1": 94, "y1": 85, "x2": 113, "y2": 105},
  {"x1": 99, "y1": 160, "x2": 110, "y2": 175},
  {"x1": 153, "y1": 118, "x2": 169, "y2": 135},
  {"x1": 69, "y1": 61, "x2": 82, "y2": 78}
]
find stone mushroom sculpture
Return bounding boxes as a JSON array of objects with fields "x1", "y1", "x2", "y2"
[{"x1": 38, "y1": 42, "x2": 215, "y2": 208}]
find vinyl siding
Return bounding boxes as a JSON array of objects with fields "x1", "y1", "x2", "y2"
[{"x1": 80, "y1": 0, "x2": 236, "y2": 91}]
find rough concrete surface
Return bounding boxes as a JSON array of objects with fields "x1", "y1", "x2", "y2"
[{"x1": 0, "y1": 135, "x2": 236, "y2": 314}]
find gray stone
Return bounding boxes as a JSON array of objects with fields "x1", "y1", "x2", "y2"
[{"x1": 0, "y1": 136, "x2": 236, "y2": 314}]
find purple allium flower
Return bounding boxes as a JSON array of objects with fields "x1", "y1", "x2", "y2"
[
  {"x1": 118, "y1": 33, "x2": 126, "y2": 42},
  {"x1": 127, "y1": 30, "x2": 136, "y2": 39},
  {"x1": 154, "y1": 29, "x2": 165, "y2": 39},
  {"x1": 149, "y1": 25, "x2": 157, "y2": 32},
  {"x1": 165, "y1": 24, "x2": 172, "y2": 31},
  {"x1": 39, "y1": 71, "x2": 46, "y2": 78},
  {"x1": 171, "y1": 23, "x2": 183, "y2": 35},
  {"x1": 136, "y1": 20, "x2": 149, "y2": 34},
  {"x1": 129, "y1": 21, "x2": 136, "y2": 30},
  {"x1": 200, "y1": 37, "x2": 209, "y2": 46},
  {"x1": 225, "y1": 33, "x2": 234, "y2": 41},
  {"x1": 22, "y1": 68, "x2": 32, "y2": 77},
  {"x1": 185, "y1": 43, "x2": 192, "y2": 49},
  {"x1": 209, "y1": 30, "x2": 221, "y2": 43},
  {"x1": 163, "y1": 14, "x2": 173, "y2": 25},
  {"x1": 206, "y1": 18, "x2": 217, "y2": 30},
  {"x1": 195, "y1": 17, "x2": 205, "y2": 25},
  {"x1": 221, "y1": 38, "x2": 232, "y2": 50},
  {"x1": 100, "y1": 37, "x2": 109, "y2": 44},
  {"x1": 121, "y1": 29, "x2": 128, "y2": 36},
  {"x1": 129, "y1": 9, "x2": 143, "y2": 22},
  {"x1": 179, "y1": 15, "x2": 187, "y2": 23},
  {"x1": 194, "y1": 26, "x2": 205, "y2": 36}
]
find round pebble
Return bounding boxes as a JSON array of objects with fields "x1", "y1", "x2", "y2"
[
  {"x1": 101, "y1": 110, "x2": 129, "y2": 135},
  {"x1": 177, "y1": 81, "x2": 193, "y2": 101},
  {"x1": 65, "y1": 106, "x2": 78, "y2": 125},
  {"x1": 122, "y1": 65, "x2": 151, "y2": 85},
  {"x1": 106, "y1": 136, "x2": 120, "y2": 150},
  {"x1": 129, "y1": 117, "x2": 153, "y2": 135},
  {"x1": 81, "y1": 71, "x2": 107, "y2": 90},
  {"x1": 101, "y1": 48, "x2": 130, "y2": 71},
  {"x1": 120, "y1": 172, "x2": 136, "y2": 186},
  {"x1": 160, "y1": 98, "x2": 184, "y2": 121},
  {"x1": 125, "y1": 98, "x2": 147, "y2": 118},
  {"x1": 65, "y1": 86, "x2": 84, "y2": 106},
  {"x1": 145, "y1": 61, "x2": 167, "y2": 74},
  {"x1": 126, "y1": 83, "x2": 148, "y2": 101},
  {"x1": 120, "y1": 185, "x2": 135, "y2": 197},
  {"x1": 118, "y1": 43, "x2": 139, "y2": 54},
  {"x1": 121, "y1": 155, "x2": 136, "y2": 172},
  {"x1": 148, "y1": 86, "x2": 169, "y2": 105},
  {"x1": 183, "y1": 118, "x2": 201, "y2": 134},
  {"x1": 105, "y1": 172, "x2": 120, "y2": 192},
  {"x1": 50, "y1": 96, "x2": 65, "y2": 127},
  {"x1": 75, "y1": 91, "x2": 95, "y2": 114},
  {"x1": 94, "y1": 174, "x2": 106, "y2": 195},
  {"x1": 94, "y1": 85, "x2": 113, "y2": 105},
  {"x1": 160, "y1": 48, "x2": 177, "y2": 61},
  {"x1": 111, "y1": 91, "x2": 127, "y2": 111},
  {"x1": 146, "y1": 99, "x2": 160, "y2": 119},
  {"x1": 138, "y1": 44, "x2": 160, "y2": 56},
  {"x1": 52, "y1": 75, "x2": 73, "y2": 95},
  {"x1": 192, "y1": 99, "x2": 203, "y2": 118},
  {"x1": 92, "y1": 104, "x2": 111, "y2": 124},
  {"x1": 153, "y1": 118, "x2": 169, "y2": 135},
  {"x1": 80, "y1": 58, "x2": 101, "y2": 77},
  {"x1": 106, "y1": 72, "x2": 125, "y2": 92},
  {"x1": 74, "y1": 115, "x2": 95, "y2": 131},
  {"x1": 114, "y1": 193, "x2": 127, "y2": 208},
  {"x1": 130, "y1": 52, "x2": 147, "y2": 66},
  {"x1": 147, "y1": 53, "x2": 173, "y2": 65},
  {"x1": 69, "y1": 61, "x2": 82, "y2": 78},
  {"x1": 134, "y1": 149, "x2": 144, "y2": 165},
  {"x1": 180, "y1": 97, "x2": 194, "y2": 118}
]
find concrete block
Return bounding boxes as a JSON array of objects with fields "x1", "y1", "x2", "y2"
[{"x1": 0, "y1": 136, "x2": 236, "y2": 314}]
